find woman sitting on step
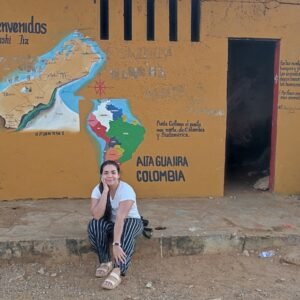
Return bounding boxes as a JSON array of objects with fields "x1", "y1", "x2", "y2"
[{"x1": 87, "y1": 160, "x2": 143, "y2": 290}]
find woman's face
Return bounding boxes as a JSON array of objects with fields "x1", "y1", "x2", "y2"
[{"x1": 101, "y1": 164, "x2": 120, "y2": 187}]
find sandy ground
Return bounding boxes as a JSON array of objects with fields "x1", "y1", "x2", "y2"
[{"x1": 1, "y1": 249, "x2": 299, "y2": 300}]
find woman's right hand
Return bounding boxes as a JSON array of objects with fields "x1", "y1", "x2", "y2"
[
  {"x1": 101, "y1": 177, "x2": 109, "y2": 193},
  {"x1": 113, "y1": 245, "x2": 126, "y2": 264}
]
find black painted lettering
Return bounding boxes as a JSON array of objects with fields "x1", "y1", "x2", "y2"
[{"x1": 136, "y1": 156, "x2": 143, "y2": 166}]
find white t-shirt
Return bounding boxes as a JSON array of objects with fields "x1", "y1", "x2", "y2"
[{"x1": 91, "y1": 181, "x2": 141, "y2": 223}]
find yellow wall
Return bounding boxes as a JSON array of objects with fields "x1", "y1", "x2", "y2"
[{"x1": 0, "y1": 0, "x2": 299, "y2": 200}]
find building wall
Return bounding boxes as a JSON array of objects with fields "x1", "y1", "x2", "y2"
[{"x1": 0, "y1": 0, "x2": 299, "y2": 200}]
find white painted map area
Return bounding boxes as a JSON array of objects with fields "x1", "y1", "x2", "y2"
[{"x1": 22, "y1": 96, "x2": 79, "y2": 131}]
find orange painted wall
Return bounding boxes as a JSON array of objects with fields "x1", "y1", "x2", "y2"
[{"x1": 0, "y1": 0, "x2": 299, "y2": 200}]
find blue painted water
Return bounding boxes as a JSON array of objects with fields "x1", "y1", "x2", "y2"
[{"x1": 0, "y1": 31, "x2": 106, "y2": 114}]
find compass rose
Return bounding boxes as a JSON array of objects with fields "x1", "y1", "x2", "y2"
[{"x1": 93, "y1": 79, "x2": 107, "y2": 96}]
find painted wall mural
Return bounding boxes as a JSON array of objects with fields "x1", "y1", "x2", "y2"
[
  {"x1": 87, "y1": 99, "x2": 145, "y2": 164},
  {"x1": 3, "y1": 0, "x2": 300, "y2": 198},
  {"x1": 0, "y1": 1, "x2": 221, "y2": 199},
  {"x1": 0, "y1": 31, "x2": 104, "y2": 132},
  {"x1": 0, "y1": 28, "x2": 145, "y2": 169}
]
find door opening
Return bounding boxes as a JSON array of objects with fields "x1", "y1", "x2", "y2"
[{"x1": 225, "y1": 39, "x2": 278, "y2": 191}]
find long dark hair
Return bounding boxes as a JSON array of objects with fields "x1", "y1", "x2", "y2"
[{"x1": 99, "y1": 160, "x2": 120, "y2": 220}]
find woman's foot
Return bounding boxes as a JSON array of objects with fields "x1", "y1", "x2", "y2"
[
  {"x1": 102, "y1": 268, "x2": 122, "y2": 290},
  {"x1": 95, "y1": 261, "x2": 113, "y2": 278}
]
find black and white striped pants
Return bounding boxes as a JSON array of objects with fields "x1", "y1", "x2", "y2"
[{"x1": 87, "y1": 217, "x2": 143, "y2": 275}]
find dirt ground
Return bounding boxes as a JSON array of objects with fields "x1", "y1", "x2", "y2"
[{"x1": 1, "y1": 249, "x2": 299, "y2": 300}]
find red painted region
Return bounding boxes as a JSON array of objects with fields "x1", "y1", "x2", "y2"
[
  {"x1": 90, "y1": 121, "x2": 110, "y2": 143},
  {"x1": 87, "y1": 113, "x2": 99, "y2": 127}
]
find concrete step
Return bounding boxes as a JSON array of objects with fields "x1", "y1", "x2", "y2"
[
  {"x1": 1, "y1": 193, "x2": 300, "y2": 262},
  {"x1": 1, "y1": 232, "x2": 300, "y2": 261}
]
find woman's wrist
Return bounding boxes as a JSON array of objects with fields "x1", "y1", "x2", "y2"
[
  {"x1": 112, "y1": 241, "x2": 121, "y2": 246},
  {"x1": 102, "y1": 189, "x2": 109, "y2": 194}
]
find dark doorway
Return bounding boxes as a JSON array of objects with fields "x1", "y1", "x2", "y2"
[{"x1": 225, "y1": 39, "x2": 278, "y2": 190}]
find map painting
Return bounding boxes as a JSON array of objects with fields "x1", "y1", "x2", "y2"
[
  {"x1": 87, "y1": 99, "x2": 145, "y2": 164},
  {"x1": 0, "y1": 31, "x2": 105, "y2": 132}
]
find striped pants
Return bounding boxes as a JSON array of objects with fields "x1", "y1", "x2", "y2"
[{"x1": 87, "y1": 217, "x2": 143, "y2": 275}]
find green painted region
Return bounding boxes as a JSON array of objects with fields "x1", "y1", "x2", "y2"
[
  {"x1": 16, "y1": 88, "x2": 57, "y2": 131},
  {"x1": 107, "y1": 118, "x2": 145, "y2": 163}
]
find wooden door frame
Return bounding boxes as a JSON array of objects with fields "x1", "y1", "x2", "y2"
[
  {"x1": 226, "y1": 38, "x2": 280, "y2": 191},
  {"x1": 269, "y1": 40, "x2": 280, "y2": 190}
]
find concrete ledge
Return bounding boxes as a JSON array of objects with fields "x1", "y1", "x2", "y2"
[
  {"x1": 1, "y1": 233, "x2": 299, "y2": 262},
  {"x1": 1, "y1": 195, "x2": 299, "y2": 262},
  {"x1": 158, "y1": 234, "x2": 244, "y2": 257},
  {"x1": 243, "y1": 234, "x2": 300, "y2": 250}
]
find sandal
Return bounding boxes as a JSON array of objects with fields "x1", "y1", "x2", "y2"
[
  {"x1": 102, "y1": 268, "x2": 122, "y2": 290},
  {"x1": 95, "y1": 261, "x2": 113, "y2": 278}
]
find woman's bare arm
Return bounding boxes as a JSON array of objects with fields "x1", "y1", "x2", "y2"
[{"x1": 112, "y1": 200, "x2": 134, "y2": 264}]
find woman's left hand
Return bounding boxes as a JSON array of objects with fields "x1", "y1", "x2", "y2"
[{"x1": 113, "y1": 245, "x2": 126, "y2": 265}]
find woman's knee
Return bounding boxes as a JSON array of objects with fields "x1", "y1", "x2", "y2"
[
  {"x1": 123, "y1": 219, "x2": 143, "y2": 238},
  {"x1": 88, "y1": 218, "x2": 102, "y2": 233},
  {"x1": 87, "y1": 218, "x2": 94, "y2": 230},
  {"x1": 88, "y1": 218, "x2": 112, "y2": 236}
]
